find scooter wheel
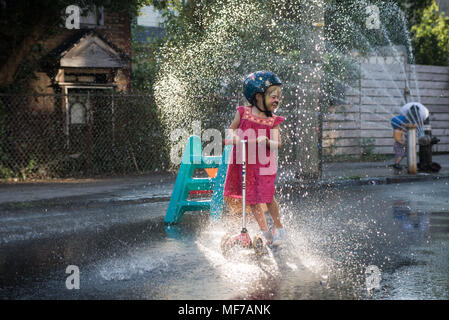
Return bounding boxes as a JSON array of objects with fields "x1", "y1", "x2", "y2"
[
  {"x1": 220, "y1": 233, "x2": 232, "y2": 257},
  {"x1": 252, "y1": 235, "x2": 265, "y2": 256}
]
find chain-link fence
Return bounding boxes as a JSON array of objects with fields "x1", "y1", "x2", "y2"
[
  {"x1": 0, "y1": 93, "x2": 170, "y2": 179},
  {"x1": 0, "y1": 91, "x2": 322, "y2": 181}
]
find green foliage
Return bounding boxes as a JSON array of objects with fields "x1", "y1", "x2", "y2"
[
  {"x1": 411, "y1": 0, "x2": 449, "y2": 66},
  {"x1": 131, "y1": 24, "x2": 165, "y2": 93},
  {"x1": 0, "y1": 165, "x2": 14, "y2": 179},
  {"x1": 360, "y1": 137, "x2": 375, "y2": 157},
  {"x1": 322, "y1": 52, "x2": 360, "y2": 109},
  {"x1": 360, "y1": 135, "x2": 390, "y2": 161},
  {"x1": 404, "y1": 0, "x2": 433, "y2": 26},
  {"x1": 0, "y1": 97, "x2": 14, "y2": 178},
  {"x1": 0, "y1": 93, "x2": 170, "y2": 179},
  {"x1": 19, "y1": 159, "x2": 37, "y2": 180}
]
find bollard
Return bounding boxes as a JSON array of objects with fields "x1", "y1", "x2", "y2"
[{"x1": 407, "y1": 125, "x2": 417, "y2": 174}]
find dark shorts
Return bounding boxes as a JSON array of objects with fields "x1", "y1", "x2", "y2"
[{"x1": 394, "y1": 142, "x2": 406, "y2": 158}]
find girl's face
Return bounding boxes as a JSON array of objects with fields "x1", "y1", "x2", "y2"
[{"x1": 264, "y1": 85, "x2": 282, "y2": 111}]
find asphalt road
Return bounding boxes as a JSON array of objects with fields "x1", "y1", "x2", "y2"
[{"x1": 0, "y1": 180, "x2": 448, "y2": 299}]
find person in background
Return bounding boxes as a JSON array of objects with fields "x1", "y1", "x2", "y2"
[{"x1": 391, "y1": 114, "x2": 410, "y2": 169}]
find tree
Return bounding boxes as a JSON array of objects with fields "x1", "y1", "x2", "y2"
[
  {"x1": 130, "y1": 0, "x2": 192, "y2": 93},
  {"x1": 0, "y1": 0, "x2": 152, "y2": 91},
  {"x1": 411, "y1": 0, "x2": 449, "y2": 66},
  {"x1": 405, "y1": 0, "x2": 433, "y2": 26}
]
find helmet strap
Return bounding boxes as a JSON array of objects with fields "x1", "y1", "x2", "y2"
[
  {"x1": 263, "y1": 97, "x2": 273, "y2": 118},
  {"x1": 253, "y1": 93, "x2": 273, "y2": 118}
]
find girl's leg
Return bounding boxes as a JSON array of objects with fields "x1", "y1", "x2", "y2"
[
  {"x1": 266, "y1": 198, "x2": 283, "y2": 229},
  {"x1": 267, "y1": 198, "x2": 286, "y2": 245},
  {"x1": 250, "y1": 204, "x2": 269, "y2": 231}
]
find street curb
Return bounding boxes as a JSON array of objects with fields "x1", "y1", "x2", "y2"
[
  {"x1": 283, "y1": 173, "x2": 449, "y2": 191},
  {"x1": 1, "y1": 174, "x2": 448, "y2": 211},
  {"x1": 0, "y1": 195, "x2": 172, "y2": 211}
]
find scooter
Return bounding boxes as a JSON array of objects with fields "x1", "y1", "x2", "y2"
[{"x1": 220, "y1": 139, "x2": 265, "y2": 257}]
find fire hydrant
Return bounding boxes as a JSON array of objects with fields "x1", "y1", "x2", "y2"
[{"x1": 418, "y1": 117, "x2": 441, "y2": 172}]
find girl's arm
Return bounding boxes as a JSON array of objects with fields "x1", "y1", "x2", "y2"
[
  {"x1": 225, "y1": 110, "x2": 241, "y2": 145},
  {"x1": 258, "y1": 125, "x2": 282, "y2": 149},
  {"x1": 393, "y1": 129, "x2": 404, "y2": 144}
]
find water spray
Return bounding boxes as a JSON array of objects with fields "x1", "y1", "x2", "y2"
[
  {"x1": 403, "y1": 87, "x2": 410, "y2": 103},
  {"x1": 220, "y1": 140, "x2": 266, "y2": 258}
]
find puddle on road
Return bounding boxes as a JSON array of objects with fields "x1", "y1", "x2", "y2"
[{"x1": 1, "y1": 182, "x2": 448, "y2": 300}]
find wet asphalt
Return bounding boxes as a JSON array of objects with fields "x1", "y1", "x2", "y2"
[{"x1": 0, "y1": 180, "x2": 448, "y2": 300}]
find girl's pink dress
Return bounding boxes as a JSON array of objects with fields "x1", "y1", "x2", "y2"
[{"x1": 223, "y1": 106, "x2": 285, "y2": 204}]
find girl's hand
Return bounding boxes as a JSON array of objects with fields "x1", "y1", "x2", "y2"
[
  {"x1": 257, "y1": 136, "x2": 269, "y2": 145},
  {"x1": 223, "y1": 138, "x2": 234, "y2": 145},
  {"x1": 223, "y1": 134, "x2": 241, "y2": 145}
]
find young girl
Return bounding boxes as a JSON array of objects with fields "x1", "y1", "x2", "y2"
[{"x1": 223, "y1": 71, "x2": 286, "y2": 246}]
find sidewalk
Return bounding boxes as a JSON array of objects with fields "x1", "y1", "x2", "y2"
[
  {"x1": 1, "y1": 154, "x2": 448, "y2": 209},
  {"x1": 0, "y1": 172, "x2": 177, "y2": 209},
  {"x1": 320, "y1": 153, "x2": 449, "y2": 186}
]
